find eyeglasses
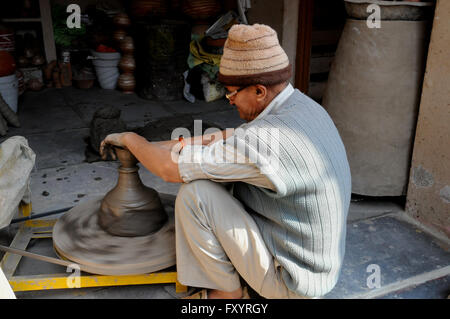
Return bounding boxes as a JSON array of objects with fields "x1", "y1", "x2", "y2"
[{"x1": 225, "y1": 85, "x2": 252, "y2": 100}]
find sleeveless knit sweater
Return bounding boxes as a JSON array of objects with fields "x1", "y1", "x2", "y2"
[{"x1": 232, "y1": 89, "x2": 352, "y2": 297}]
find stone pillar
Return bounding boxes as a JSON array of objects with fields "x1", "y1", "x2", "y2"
[
  {"x1": 406, "y1": 0, "x2": 450, "y2": 238},
  {"x1": 322, "y1": 13, "x2": 430, "y2": 196}
]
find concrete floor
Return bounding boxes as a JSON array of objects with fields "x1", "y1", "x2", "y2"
[{"x1": 0, "y1": 87, "x2": 449, "y2": 299}]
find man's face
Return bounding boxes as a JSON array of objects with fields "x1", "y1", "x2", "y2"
[{"x1": 225, "y1": 85, "x2": 265, "y2": 122}]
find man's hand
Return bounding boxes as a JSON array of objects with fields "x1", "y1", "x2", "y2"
[{"x1": 100, "y1": 132, "x2": 130, "y2": 160}]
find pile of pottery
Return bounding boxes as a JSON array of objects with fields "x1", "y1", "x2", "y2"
[{"x1": 114, "y1": 13, "x2": 136, "y2": 94}]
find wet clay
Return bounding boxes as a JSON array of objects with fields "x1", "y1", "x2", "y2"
[
  {"x1": 89, "y1": 106, "x2": 127, "y2": 154},
  {"x1": 97, "y1": 147, "x2": 167, "y2": 237}
]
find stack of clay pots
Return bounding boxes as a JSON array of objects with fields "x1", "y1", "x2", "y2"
[{"x1": 114, "y1": 13, "x2": 136, "y2": 94}]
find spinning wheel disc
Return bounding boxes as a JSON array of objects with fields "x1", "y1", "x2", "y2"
[{"x1": 52, "y1": 196, "x2": 176, "y2": 275}]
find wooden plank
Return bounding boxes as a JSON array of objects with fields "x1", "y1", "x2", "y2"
[
  {"x1": 405, "y1": 0, "x2": 450, "y2": 238},
  {"x1": 0, "y1": 225, "x2": 33, "y2": 278},
  {"x1": 39, "y1": 0, "x2": 57, "y2": 63},
  {"x1": 295, "y1": 0, "x2": 314, "y2": 93},
  {"x1": 9, "y1": 272, "x2": 186, "y2": 292}
]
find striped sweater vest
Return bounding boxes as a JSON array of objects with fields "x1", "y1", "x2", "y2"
[{"x1": 233, "y1": 89, "x2": 352, "y2": 297}]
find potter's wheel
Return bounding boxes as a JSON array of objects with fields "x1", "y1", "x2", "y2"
[
  {"x1": 53, "y1": 195, "x2": 176, "y2": 275},
  {"x1": 52, "y1": 147, "x2": 176, "y2": 275}
]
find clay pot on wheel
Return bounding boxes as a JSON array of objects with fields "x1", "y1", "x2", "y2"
[{"x1": 98, "y1": 147, "x2": 167, "y2": 237}]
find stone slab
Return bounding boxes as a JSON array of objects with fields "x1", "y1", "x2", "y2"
[
  {"x1": 58, "y1": 87, "x2": 172, "y2": 127},
  {"x1": 161, "y1": 98, "x2": 231, "y2": 116},
  {"x1": 5, "y1": 105, "x2": 85, "y2": 136},
  {"x1": 25, "y1": 128, "x2": 89, "y2": 170},
  {"x1": 380, "y1": 275, "x2": 450, "y2": 299},
  {"x1": 324, "y1": 215, "x2": 450, "y2": 298}
]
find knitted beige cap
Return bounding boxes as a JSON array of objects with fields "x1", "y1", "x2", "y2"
[{"x1": 218, "y1": 24, "x2": 291, "y2": 86}]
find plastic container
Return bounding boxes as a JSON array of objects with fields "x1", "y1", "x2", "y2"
[
  {"x1": 0, "y1": 73, "x2": 18, "y2": 113},
  {"x1": 91, "y1": 50, "x2": 121, "y2": 89}
]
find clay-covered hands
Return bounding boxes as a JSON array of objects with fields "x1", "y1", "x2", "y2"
[{"x1": 100, "y1": 132, "x2": 130, "y2": 160}]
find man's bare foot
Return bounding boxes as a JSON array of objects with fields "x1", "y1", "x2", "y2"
[{"x1": 208, "y1": 287, "x2": 243, "y2": 299}]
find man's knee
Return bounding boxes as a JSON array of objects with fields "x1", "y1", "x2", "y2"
[
  {"x1": 176, "y1": 180, "x2": 221, "y2": 202},
  {"x1": 175, "y1": 180, "x2": 218, "y2": 213},
  {"x1": 175, "y1": 180, "x2": 224, "y2": 230}
]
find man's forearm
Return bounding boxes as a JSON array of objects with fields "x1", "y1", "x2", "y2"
[
  {"x1": 184, "y1": 128, "x2": 234, "y2": 146},
  {"x1": 122, "y1": 132, "x2": 183, "y2": 183},
  {"x1": 119, "y1": 129, "x2": 234, "y2": 183}
]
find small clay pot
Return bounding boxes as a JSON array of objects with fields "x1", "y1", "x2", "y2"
[
  {"x1": 27, "y1": 78, "x2": 44, "y2": 91},
  {"x1": 119, "y1": 54, "x2": 136, "y2": 72},
  {"x1": 118, "y1": 73, "x2": 135, "y2": 94},
  {"x1": 17, "y1": 56, "x2": 29, "y2": 67},
  {"x1": 113, "y1": 13, "x2": 131, "y2": 29},
  {"x1": 113, "y1": 29, "x2": 127, "y2": 43},
  {"x1": 120, "y1": 36, "x2": 134, "y2": 54},
  {"x1": 32, "y1": 55, "x2": 45, "y2": 66},
  {"x1": 24, "y1": 48, "x2": 34, "y2": 58}
]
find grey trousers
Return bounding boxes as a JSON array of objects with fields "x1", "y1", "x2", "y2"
[{"x1": 174, "y1": 180, "x2": 307, "y2": 299}]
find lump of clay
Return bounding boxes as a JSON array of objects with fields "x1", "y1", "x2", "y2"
[{"x1": 89, "y1": 106, "x2": 127, "y2": 154}]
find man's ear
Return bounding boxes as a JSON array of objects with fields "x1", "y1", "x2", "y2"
[{"x1": 255, "y1": 84, "x2": 267, "y2": 100}]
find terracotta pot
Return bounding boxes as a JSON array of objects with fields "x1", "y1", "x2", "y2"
[
  {"x1": 113, "y1": 13, "x2": 131, "y2": 28},
  {"x1": 118, "y1": 73, "x2": 135, "y2": 94},
  {"x1": 182, "y1": 0, "x2": 221, "y2": 20},
  {"x1": 119, "y1": 54, "x2": 136, "y2": 72},
  {"x1": 0, "y1": 51, "x2": 16, "y2": 77},
  {"x1": 130, "y1": 0, "x2": 168, "y2": 18},
  {"x1": 0, "y1": 28, "x2": 15, "y2": 53},
  {"x1": 27, "y1": 78, "x2": 44, "y2": 91},
  {"x1": 204, "y1": 36, "x2": 226, "y2": 47},
  {"x1": 113, "y1": 29, "x2": 127, "y2": 43},
  {"x1": 120, "y1": 36, "x2": 134, "y2": 54},
  {"x1": 24, "y1": 48, "x2": 34, "y2": 58},
  {"x1": 17, "y1": 56, "x2": 29, "y2": 67},
  {"x1": 32, "y1": 55, "x2": 45, "y2": 66}
]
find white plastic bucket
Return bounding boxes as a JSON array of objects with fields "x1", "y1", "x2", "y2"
[
  {"x1": 91, "y1": 51, "x2": 121, "y2": 89},
  {"x1": 0, "y1": 73, "x2": 18, "y2": 113}
]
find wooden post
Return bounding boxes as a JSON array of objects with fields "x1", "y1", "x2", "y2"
[
  {"x1": 39, "y1": 0, "x2": 57, "y2": 63},
  {"x1": 295, "y1": 0, "x2": 314, "y2": 94}
]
